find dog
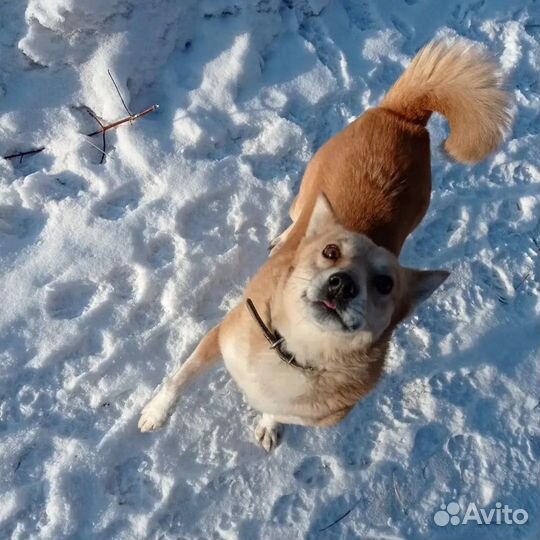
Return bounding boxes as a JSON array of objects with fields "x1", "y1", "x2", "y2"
[{"x1": 139, "y1": 38, "x2": 511, "y2": 451}]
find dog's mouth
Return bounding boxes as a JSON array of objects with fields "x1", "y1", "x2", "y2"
[
  {"x1": 321, "y1": 299, "x2": 337, "y2": 310},
  {"x1": 300, "y1": 290, "x2": 363, "y2": 333},
  {"x1": 312, "y1": 298, "x2": 357, "y2": 331}
]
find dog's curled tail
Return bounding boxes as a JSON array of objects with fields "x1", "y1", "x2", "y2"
[{"x1": 380, "y1": 38, "x2": 512, "y2": 164}]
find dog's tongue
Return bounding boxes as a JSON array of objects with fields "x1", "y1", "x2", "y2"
[{"x1": 323, "y1": 300, "x2": 337, "y2": 310}]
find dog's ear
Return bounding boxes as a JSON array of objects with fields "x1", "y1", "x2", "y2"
[
  {"x1": 401, "y1": 268, "x2": 450, "y2": 312},
  {"x1": 305, "y1": 193, "x2": 337, "y2": 239}
]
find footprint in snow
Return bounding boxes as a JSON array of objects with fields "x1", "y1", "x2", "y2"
[
  {"x1": 271, "y1": 492, "x2": 309, "y2": 526},
  {"x1": 471, "y1": 260, "x2": 511, "y2": 300},
  {"x1": 145, "y1": 233, "x2": 175, "y2": 268},
  {"x1": 0, "y1": 205, "x2": 35, "y2": 238},
  {"x1": 105, "y1": 454, "x2": 159, "y2": 509},
  {"x1": 293, "y1": 456, "x2": 333, "y2": 488},
  {"x1": 175, "y1": 192, "x2": 236, "y2": 254},
  {"x1": 175, "y1": 193, "x2": 230, "y2": 241},
  {"x1": 45, "y1": 279, "x2": 97, "y2": 320},
  {"x1": 412, "y1": 215, "x2": 466, "y2": 258},
  {"x1": 107, "y1": 265, "x2": 139, "y2": 301},
  {"x1": 19, "y1": 171, "x2": 87, "y2": 203},
  {"x1": 429, "y1": 371, "x2": 477, "y2": 407},
  {"x1": 411, "y1": 423, "x2": 449, "y2": 462},
  {"x1": 0, "y1": 204, "x2": 46, "y2": 253},
  {"x1": 92, "y1": 183, "x2": 141, "y2": 221}
]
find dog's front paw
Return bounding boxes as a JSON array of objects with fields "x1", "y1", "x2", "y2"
[
  {"x1": 138, "y1": 388, "x2": 175, "y2": 432},
  {"x1": 254, "y1": 414, "x2": 282, "y2": 452},
  {"x1": 138, "y1": 400, "x2": 169, "y2": 432}
]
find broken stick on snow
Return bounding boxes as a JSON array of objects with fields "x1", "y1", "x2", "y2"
[{"x1": 2, "y1": 71, "x2": 158, "y2": 164}]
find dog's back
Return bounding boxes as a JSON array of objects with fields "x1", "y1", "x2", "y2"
[{"x1": 285, "y1": 38, "x2": 512, "y2": 255}]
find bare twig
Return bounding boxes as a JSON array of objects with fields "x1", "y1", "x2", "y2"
[
  {"x1": 84, "y1": 106, "x2": 107, "y2": 163},
  {"x1": 514, "y1": 271, "x2": 532, "y2": 292},
  {"x1": 2, "y1": 71, "x2": 158, "y2": 164},
  {"x1": 108, "y1": 69, "x2": 132, "y2": 116},
  {"x1": 101, "y1": 131, "x2": 107, "y2": 164},
  {"x1": 82, "y1": 136, "x2": 108, "y2": 158},
  {"x1": 319, "y1": 501, "x2": 359, "y2": 532},
  {"x1": 3, "y1": 147, "x2": 46, "y2": 163},
  {"x1": 86, "y1": 104, "x2": 158, "y2": 164},
  {"x1": 3, "y1": 104, "x2": 158, "y2": 163},
  {"x1": 83, "y1": 106, "x2": 104, "y2": 128},
  {"x1": 86, "y1": 104, "x2": 159, "y2": 137}
]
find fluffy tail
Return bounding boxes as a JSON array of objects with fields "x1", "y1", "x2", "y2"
[{"x1": 380, "y1": 38, "x2": 512, "y2": 164}]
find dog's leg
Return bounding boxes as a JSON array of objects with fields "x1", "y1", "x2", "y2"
[
  {"x1": 255, "y1": 411, "x2": 333, "y2": 451},
  {"x1": 254, "y1": 414, "x2": 283, "y2": 452},
  {"x1": 138, "y1": 325, "x2": 221, "y2": 432}
]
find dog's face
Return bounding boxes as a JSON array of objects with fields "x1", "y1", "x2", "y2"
[
  {"x1": 281, "y1": 194, "x2": 448, "y2": 348},
  {"x1": 295, "y1": 231, "x2": 401, "y2": 337}
]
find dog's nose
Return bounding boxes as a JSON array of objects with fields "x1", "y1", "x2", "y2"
[{"x1": 327, "y1": 272, "x2": 358, "y2": 300}]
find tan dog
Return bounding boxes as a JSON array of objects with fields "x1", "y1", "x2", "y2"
[{"x1": 139, "y1": 39, "x2": 511, "y2": 451}]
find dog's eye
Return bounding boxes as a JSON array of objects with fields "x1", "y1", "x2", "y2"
[
  {"x1": 322, "y1": 244, "x2": 341, "y2": 260},
  {"x1": 373, "y1": 274, "x2": 394, "y2": 295}
]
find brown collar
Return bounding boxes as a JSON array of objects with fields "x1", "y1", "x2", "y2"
[{"x1": 246, "y1": 298, "x2": 315, "y2": 373}]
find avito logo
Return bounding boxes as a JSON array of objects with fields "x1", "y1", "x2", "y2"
[{"x1": 434, "y1": 501, "x2": 528, "y2": 527}]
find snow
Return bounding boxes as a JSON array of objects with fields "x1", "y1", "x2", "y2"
[{"x1": 0, "y1": 1, "x2": 539, "y2": 539}]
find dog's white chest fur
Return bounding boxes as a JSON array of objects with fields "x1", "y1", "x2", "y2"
[{"x1": 220, "y1": 332, "x2": 310, "y2": 415}]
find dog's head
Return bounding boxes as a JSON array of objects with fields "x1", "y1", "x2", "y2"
[{"x1": 281, "y1": 194, "x2": 449, "y2": 351}]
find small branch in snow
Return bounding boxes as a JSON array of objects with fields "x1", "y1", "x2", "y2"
[
  {"x1": 513, "y1": 271, "x2": 532, "y2": 293},
  {"x1": 85, "y1": 104, "x2": 159, "y2": 137},
  {"x1": 318, "y1": 500, "x2": 359, "y2": 532},
  {"x1": 2, "y1": 71, "x2": 159, "y2": 164},
  {"x1": 82, "y1": 136, "x2": 108, "y2": 160},
  {"x1": 108, "y1": 69, "x2": 133, "y2": 116},
  {"x1": 84, "y1": 106, "x2": 107, "y2": 164},
  {"x1": 85, "y1": 104, "x2": 159, "y2": 164},
  {"x1": 83, "y1": 105, "x2": 105, "y2": 129},
  {"x1": 2, "y1": 146, "x2": 46, "y2": 163},
  {"x1": 101, "y1": 130, "x2": 107, "y2": 163}
]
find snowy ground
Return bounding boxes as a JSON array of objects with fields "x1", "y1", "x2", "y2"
[{"x1": 1, "y1": 0, "x2": 539, "y2": 539}]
